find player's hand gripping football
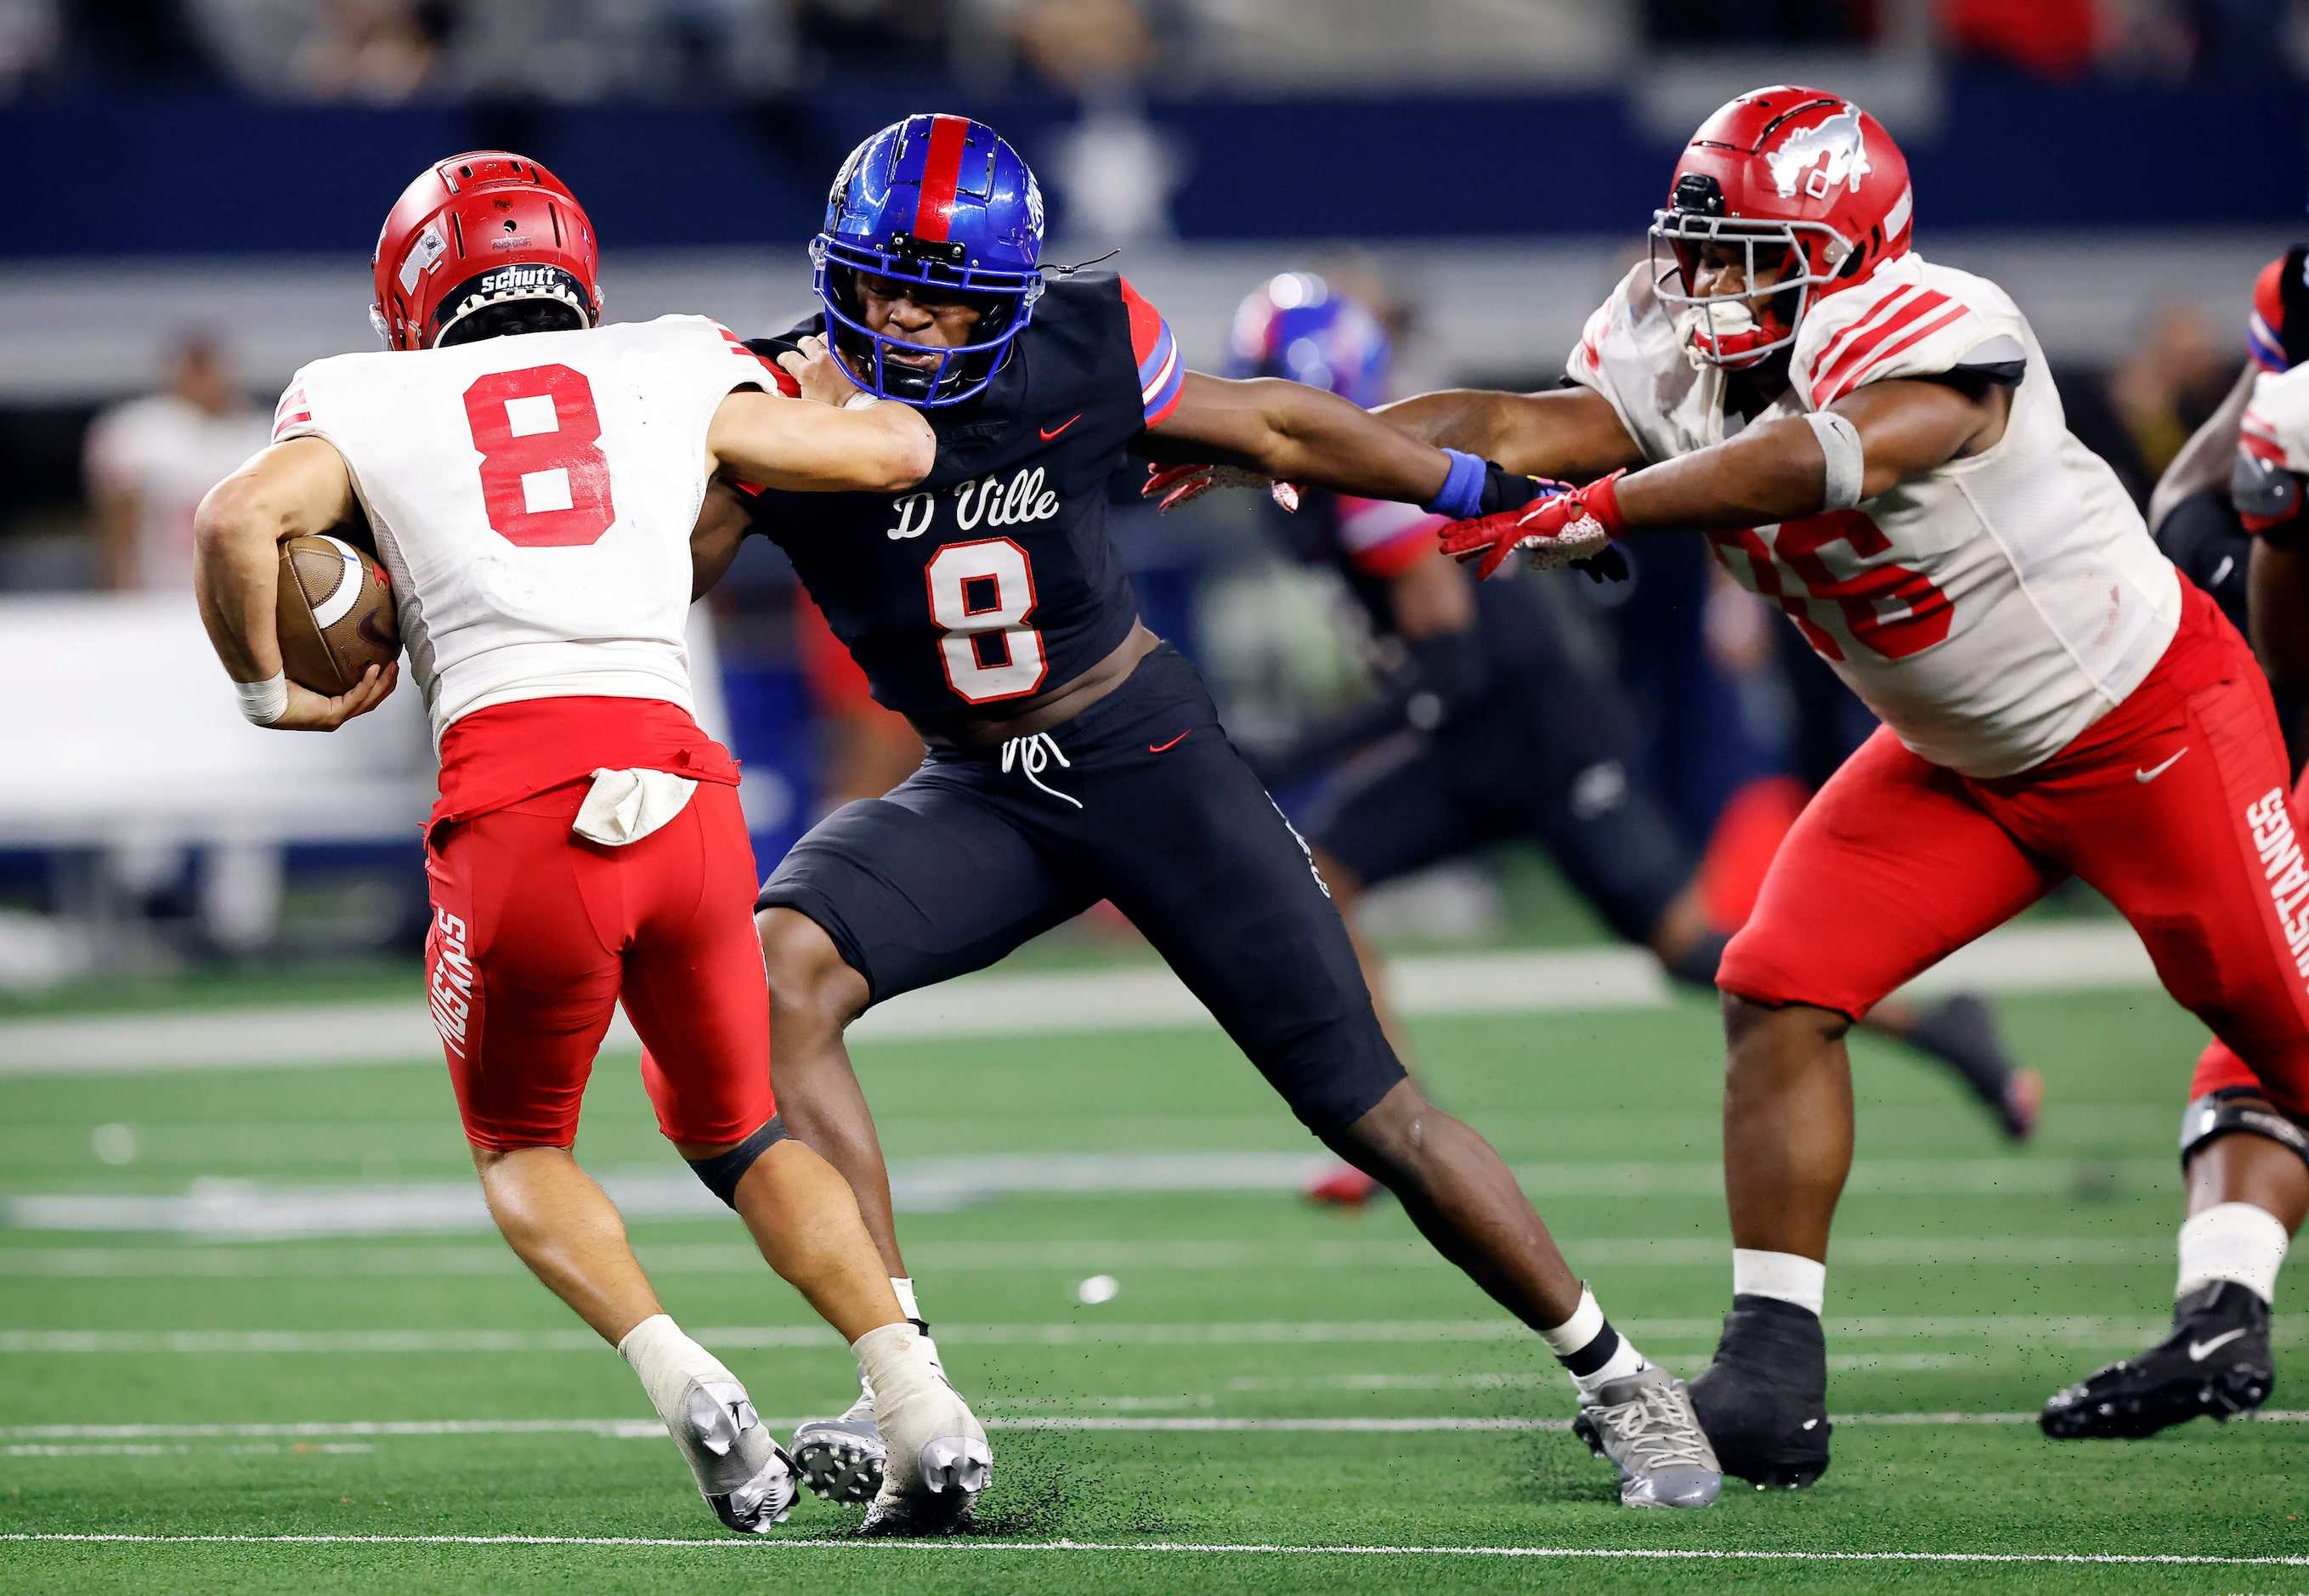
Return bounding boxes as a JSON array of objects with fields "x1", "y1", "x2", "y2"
[
  {"x1": 272, "y1": 660, "x2": 399, "y2": 732},
  {"x1": 1438, "y1": 469, "x2": 1633, "y2": 584},
  {"x1": 1144, "y1": 463, "x2": 1303, "y2": 514}
]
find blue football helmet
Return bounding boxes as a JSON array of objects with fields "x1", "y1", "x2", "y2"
[
  {"x1": 1224, "y1": 273, "x2": 1390, "y2": 408},
  {"x1": 812, "y1": 113, "x2": 1045, "y2": 406}
]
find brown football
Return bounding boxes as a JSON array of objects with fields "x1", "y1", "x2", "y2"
[{"x1": 277, "y1": 534, "x2": 400, "y2": 696}]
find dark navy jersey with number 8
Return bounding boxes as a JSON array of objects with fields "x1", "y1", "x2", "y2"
[{"x1": 739, "y1": 274, "x2": 1184, "y2": 723}]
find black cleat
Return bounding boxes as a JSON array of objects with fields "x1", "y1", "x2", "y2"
[
  {"x1": 2041, "y1": 1282, "x2": 2273, "y2": 1440},
  {"x1": 1902, "y1": 992, "x2": 2039, "y2": 1140},
  {"x1": 1687, "y1": 1294, "x2": 1832, "y2": 1489}
]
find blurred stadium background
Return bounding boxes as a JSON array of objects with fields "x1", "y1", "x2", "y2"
[{"x1": 0, "y1": 0, "x2": 2301, "y2": 988}]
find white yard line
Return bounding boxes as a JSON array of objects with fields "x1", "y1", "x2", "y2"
[
  {"x1": 0, "y1": 922, "x2": 2153, "y2": 1078},
  {"x1": 0, "y1": 1235, "x2": 2187, "y2": 1275},
  {"x1": 5, "y1": 1315, "x2": 2297, "y2": 1354},
  {"x1": 0, "y1": 1533, "x2": 2301, "y2": 1564},
  {"x1": 8, "y1": 1412, "x2": 2309, "y2": 1445},
  {"x1": 0, "y1": 1157, "x2": 2176, "y2": 1240}
]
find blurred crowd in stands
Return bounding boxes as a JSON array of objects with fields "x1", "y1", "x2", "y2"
[{"x1": 3, "y1": 0, "x2": 2306, "y2": 103}]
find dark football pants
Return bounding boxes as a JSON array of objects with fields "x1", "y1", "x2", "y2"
[
  {"x1": 1310, "y1": 601, "x2": 1695, "y2": 949},
  {"x1": 759, "y1": 642, "x2": 1406, "y2": 1134}
]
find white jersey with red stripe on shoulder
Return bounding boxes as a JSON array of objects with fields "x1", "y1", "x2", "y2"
[
  {"x1": 1569, "y1": 252, "x2": 2178, "y2": 779},
  {"x1": 274, "y1": 314, "x2": 778, "y2": 742}
]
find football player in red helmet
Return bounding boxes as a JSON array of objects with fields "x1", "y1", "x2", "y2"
[
  {"x1": 368, "y1": 151, "x2": 603, "y2": 351},
  {"x1": 195, "y1": 150, "x2": 997, "y2": 1535},
  {"x1": 1258, "y1": 88, "x2": 2309, "y2": 1489}
]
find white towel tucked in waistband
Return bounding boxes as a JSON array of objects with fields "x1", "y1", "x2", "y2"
[{"x1": 572, "y1": 767, "x2": 699, "y2": 846}]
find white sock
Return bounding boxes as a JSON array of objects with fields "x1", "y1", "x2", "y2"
[
  {"x1": 1734, "y1": 1248, "x2": 1825, "y2": 1316},
  {"x1": 2177, "y1": 1202, "x2": 2290, "y2": 1305},
  {"x1": 863, "y1": 1284, "x2": 942, "y2": 1395},
  {"x1": 618, "y1": 1313, "x2": 744, "y2": 1430},
  {"x1": 1538, "y1": 1285, "x2": 1649, "y2": 1396}
]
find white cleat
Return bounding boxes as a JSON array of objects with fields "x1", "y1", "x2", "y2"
[
  {"x1": 791, "y1": 1384, "x2": 886, "y2": 1505},
  {"x1": 667, "y1": 1375, "x2": 800, "y2": 1534},
  {"x1": 852, "y1": 1323, "x2": 992, "y2": 1536},
  {"x1": 1571, "y1": 1366, "x2": 1723, "y2": 1509}
]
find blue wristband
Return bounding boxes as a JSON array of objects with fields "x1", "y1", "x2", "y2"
[{"x1": 1423, "y1": 449, "x2": 1488, "y2": 520}]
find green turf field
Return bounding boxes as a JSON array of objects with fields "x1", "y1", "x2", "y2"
[{"x1": 3, "y1": 985, "x2": 2305, "y2": 1593}]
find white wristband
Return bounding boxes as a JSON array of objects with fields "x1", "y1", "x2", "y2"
[
  {"x1": 1805, "y1": 410, "x2": 1866, "y2": 512},
  {"x1": 235, "y1": 672, "x2": 289, "y2": 726},
  {"x1": 843, "y1": 392, "x2": 880, "y2": 410}
]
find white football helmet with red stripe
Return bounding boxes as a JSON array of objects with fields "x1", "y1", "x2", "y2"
[{"x1": 1650, "y1": 87, "x2": 1914, "y2": 370}]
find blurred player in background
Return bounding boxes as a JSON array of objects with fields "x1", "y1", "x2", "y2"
[
  {"x1": 2040, "y1": 248, "x2": 2309, "y2": 1439},
  {"x1": 85, "y1": 332, "x2": 282, "y2": 952},
  {"x1": 190, "y1": 150, "x2": 987, "y2": 1536},
  {"x1": 703, "y1": 113, "x2": 1723, "y2": 1511},
  {"x1": 1349, "y1": 87, "x2": 2309, "y2": 1491},
  {"x1": 1203, "y1": 271, "x2": 2040, "y2": 1211},
  {"x1": 86, "y1": 332, "x2": 270, "y2": 592}
]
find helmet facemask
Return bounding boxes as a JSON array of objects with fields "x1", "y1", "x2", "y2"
[
  {"x1": 1650, "y1": 198, "x2": 1853, "y2": 371},
  {"x1": 812, "y1": 234, "x2": 1042, "y2": 406}
]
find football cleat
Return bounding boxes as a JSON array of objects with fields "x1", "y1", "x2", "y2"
[
  {"x1": 1570, "y1": 1366, "x2": 1723, "y2": 1508},
  {"x1": 2041, "y1": 1281, "x2": 2273, "y2": 1440},
  {"x1": 792, "y1": 1383, "x2": 886, "y2": 1505},
  {"x1": 1304, "y1": 1162, "x2": 1382, "y2": 1208},
  {"x1": 852, "y1": 1323, "x2": 992, "y2": 1537},
  {"x1": 665, "y1": 1376, "x2": 799, "y2": 1534},
  {"x1": 1687, "y1": 1294, "x2": 1832, "y2": 1488}
]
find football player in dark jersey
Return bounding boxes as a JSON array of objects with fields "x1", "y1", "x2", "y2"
[
  {"x1": 1208, "y1": 274, "x2": 2040, "y2": 1212},
  {"x1": 689, "y1": 114, "x2": 1722, "y2": 1511}
]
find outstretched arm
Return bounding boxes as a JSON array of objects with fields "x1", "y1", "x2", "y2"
[
  {"x1": 1609, "y1": 376, "x2": 2010, "y2": 532},
  {"x1": 1377, "y1": 386, "x2": 1646, "y2": 484},
  {"x1": 194, "y1": 436, "x2": 398, "y2": 731},
  {"x1": 707, "y1": 337, "x2": 937, "y2": 494},
  {"x1": 1146, "y1": 372, "x2": 1457, "y2": 504},
  {"x1": 1440, "y1": 376, "x2": 2012, "y2": 577}
]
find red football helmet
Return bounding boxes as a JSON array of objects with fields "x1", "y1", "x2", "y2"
[
  {"x1": 1650, "y1": 88, "x2": 1914, "y2": 369},
  {"x1": 369, "y1": 151, "x2": 602, "y2": 352}
]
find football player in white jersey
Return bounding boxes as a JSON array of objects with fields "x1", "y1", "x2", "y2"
[
  {"x1": 1390, "y1": 88, "x2": 2309, "y2": 1487},
  {"x1": 192, "y1": 151, "x2": 988, "y2": 1535}
]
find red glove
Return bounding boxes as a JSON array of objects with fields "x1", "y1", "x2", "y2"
[
  {"x1": 1438, "y1": 470, "x2": 1628, "y2": 580},
  {"x1": 1143, "y1": 463, "x2": 1301, "y2": 515}
]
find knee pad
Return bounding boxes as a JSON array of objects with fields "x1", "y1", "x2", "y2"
[
  {"x1": 686, "y1": 1115, "x2": 791, "y2": 1208},
  {"x1": 2179, "y1": 1088, "x2": 2309, "y2": 1172}
]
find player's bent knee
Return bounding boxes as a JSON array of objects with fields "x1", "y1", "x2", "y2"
[
  {"x1": 757, "y1": 907, "x2": 869, "y2": 1026},
  {"x1": 1723, "y1": 993, "x2": 1851, "y2": 1054},
  {"x1": 683, "y1": 1115, "x2": 792, "y2": 1208},
  {"x1": 2180, "y1": 1089, "x2": 2309, "y2": 1174}
]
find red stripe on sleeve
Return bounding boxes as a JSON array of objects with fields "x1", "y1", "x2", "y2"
[
  {"x1": 1807, "y1": 285, "x2": 1917, "y2": 382},
  {"x1": 1119, "y1": 277, "x2": 1167, "y2": 367},
  {"x1": 1823, "y1": 304, "x2": 1972, "y2": 405},
  {"x1": 1813, "y1": 289, "x2": 1952, "y2": 404},
  {"x1": 911, "y1": 116, "x2": 969, "y2": 243}
]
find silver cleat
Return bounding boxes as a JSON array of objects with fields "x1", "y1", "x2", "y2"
[
  {"x1": 671, "y1": 1377, "x2": 799, "y2": 1533},
  {"x1": 1571, "y1": 1366, "x2": 1723, "y2": 1508},
  {"x1": 791, "y1": 1384, "x2": 886, "y2": 1505}
]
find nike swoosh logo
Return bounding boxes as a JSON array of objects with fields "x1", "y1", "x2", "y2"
[
  {"x1": 2189, "y1": 1327, "x2": 2250, "y2": 1361},
  {"x1": 1039, "y1": 415, "x2": 1082, "y2": 441},
  {"x1": 1149, "y1": 731, "x2": 1189, "y2": 753},
  {"x1": 2136, "y1": 748, "x2": 2188, "y2": 784}
]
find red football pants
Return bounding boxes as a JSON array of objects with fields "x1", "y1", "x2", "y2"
[
  {"x1": 1720, "y1": 584, "x2": 2309, "y2": 1119},
  {"x1": 2192, "y1": 754, "x2": 2309, "y2": 1111},
  {"x1": 424, "y1": 779, "x2": 775, "y2": 1150}
]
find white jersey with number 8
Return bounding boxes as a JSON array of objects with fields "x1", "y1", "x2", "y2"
[
  {"x1": 1568, "y1": 253, "x2": 2181, "y2": 779},
  {"x1": 272, "y1": 315, "x2": 774, "y2": 740}
]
